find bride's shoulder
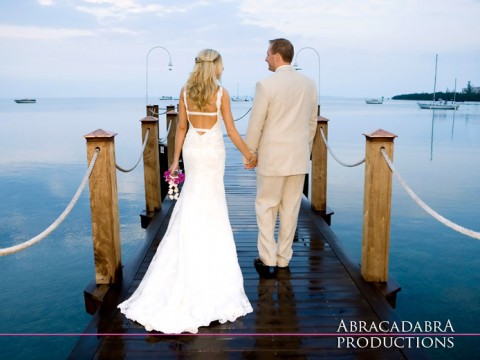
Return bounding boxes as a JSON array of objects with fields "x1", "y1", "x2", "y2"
[
  {"x1": 179, "y1": 86, "x2": 186, "y2": 98},
  {"x1": 220, "y1": 87, "x2": 230, "y2": 98}
]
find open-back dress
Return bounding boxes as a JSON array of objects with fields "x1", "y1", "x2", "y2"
[{"x1": 118, "y1": 87, "x2": 253, "y2": 333}]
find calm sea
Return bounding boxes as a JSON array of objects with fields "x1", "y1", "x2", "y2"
[{"x1": 0, "y1": 97, "x2": 479, "y2": 359}]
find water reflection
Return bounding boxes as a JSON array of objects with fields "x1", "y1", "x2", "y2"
[
  {"x1": 243, "y1": 269, "x2": 304, "y2": 359},
  {"x1": 429, "y1": 108, "x2": 466, "y2": 161}
]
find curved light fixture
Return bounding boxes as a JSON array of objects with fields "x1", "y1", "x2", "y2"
[
  {"x1": 294, "y1": 46, "x2": 321, "y2": 112},
  {"x1": 146, "y1": 45, "x2": 173, "y2": 106}
]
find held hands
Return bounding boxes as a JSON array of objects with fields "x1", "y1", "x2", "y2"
[{"x1": 243, "y1": 152, "x2": 257, "y2": 170}]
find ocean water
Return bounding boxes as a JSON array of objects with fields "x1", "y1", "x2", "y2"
[
  {"x1": 0, "y1": 97, "x2": 479, "y2": 359},
  {"x1": 321, "y1": 98, "x2": 480, "y2": 360}
]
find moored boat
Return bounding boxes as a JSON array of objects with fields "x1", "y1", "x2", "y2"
[
  {"x1": 417, "y1": 101, "x2": 459, "y2": 110},
  {"x1": 417, "y1": 54, "x2": 459, "y2": 110},
  {"x1": 231, "y1": 82, "x2": 251, "y2": 102},
  {"x1": 365, "y1": 97, "x2": 383, "y2": 104},
  {"x1": 14, "y1": 99, "x2": 36, "y2": 104}
]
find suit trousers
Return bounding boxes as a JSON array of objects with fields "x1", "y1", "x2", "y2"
[{"x1": 255, "y1": 173, "x2": 305, "y2": 267}]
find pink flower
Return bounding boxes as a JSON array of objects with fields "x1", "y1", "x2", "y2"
[{"x1": 163, "y1": 170, "x2": 185, "y2": 200}]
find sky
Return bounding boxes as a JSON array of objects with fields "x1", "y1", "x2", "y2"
[{"x1": 1, "y1": 0, "x2": 479, "y2": 99}]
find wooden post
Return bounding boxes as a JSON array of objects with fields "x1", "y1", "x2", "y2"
[
  {"x1": 146, "y1": 104, "x2": 159, "y2": 118},
  {"x1": 84, "y1": 129, "x2": 122, "y2": 285},
  {"x1": 311, "y1": 117, "x2": 333, "y2": 225},
  {"x1": 311, "y1": 117, "x2": 328, "y2": 211},
  {"x1": 141, "y1": 116, "x2": 161, "y2": 216},
  {"x1": 166, "y1": 108, "x2": 178, "y2": 168},
  {"x1": 361, "y1": 129, "x2": 397, "y2": 282}
]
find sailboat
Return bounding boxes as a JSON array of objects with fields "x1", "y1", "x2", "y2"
[
  {"x1": 417, "y1": 54, "x2": 459, "y2": 110},
  {"x1": 231, "y1": 83, "x2": 249, "y2": 102}
]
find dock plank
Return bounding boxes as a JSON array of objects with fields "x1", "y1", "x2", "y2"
[{"x1": 69, "y1": 138, "x2": 426, "y2": 359}]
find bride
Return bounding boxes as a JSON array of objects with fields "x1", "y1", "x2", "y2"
[{"x1": 118, "y1": 49, "x2": 256, "y2": 334}]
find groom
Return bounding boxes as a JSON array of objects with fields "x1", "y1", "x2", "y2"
[{"x1": 245, "y1": 38, "x2": 318, "y2": 276}]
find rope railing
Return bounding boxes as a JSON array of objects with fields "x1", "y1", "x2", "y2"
[
  {"x1": 148, "y1": 108, "x2": 168, "y2": 117},
  {"x1": 319, "y1": 128, "x2": 365, "y2": 167},
  {"x1": 0, "y1": 148, "x2": 101, "y2": 257},
  {"x1": 234, "y1": 107, "x2": 252, "y2": 122},
  {"x1": 380, "y1": 148, "x2": 480, "y2": 240},
  {"x1": 116, "y1": 128, "x2": 150, "y2": 173},
  {"x1": 159, "y1": 120, "x2": 172, "y2": 144}
]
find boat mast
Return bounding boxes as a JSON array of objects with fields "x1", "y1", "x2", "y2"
[
  {"x1": 453, "y1": 77, "x2": 457, "y2": 103},
  {"x1": 432, "y1": 54, "x2": 438, "y2": 102}
]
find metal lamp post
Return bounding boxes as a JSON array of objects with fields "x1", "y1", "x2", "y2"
[
  {"x1": 294, "y1": 46, "x2": 321, "y2": 115},
  {"x1": 146, "y1": 46, "x2": 173, "y2": 106}
]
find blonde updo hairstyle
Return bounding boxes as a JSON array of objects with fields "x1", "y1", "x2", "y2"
[{"x1": 185, "y1": 49, "x2": 223, "y2": 111}]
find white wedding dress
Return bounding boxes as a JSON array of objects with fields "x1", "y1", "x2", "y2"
[{"x1": 118, "y1": 87, "x2": 252, "y2": 334}]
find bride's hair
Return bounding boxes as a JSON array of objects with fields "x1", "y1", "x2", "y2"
[{"x1": 185, "y1": 49, "x2": 222, "y2": 110}]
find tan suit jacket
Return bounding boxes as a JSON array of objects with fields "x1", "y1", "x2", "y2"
[{"x1": 245, "y1": 65, "x2": 318, "y2": 176}]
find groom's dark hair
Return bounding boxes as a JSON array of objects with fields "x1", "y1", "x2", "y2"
[{"x1": 269, "y1": 38, "x2": 294, "y2": 63}]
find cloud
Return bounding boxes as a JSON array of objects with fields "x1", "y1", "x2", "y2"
[
  {"x1": 237, "y1": 0, "x2": 480, "y2": 52},
  {"x1": 0, "y1": 25, "x2": 96, "y2": 40},
  {"x1": 98, "y1": 27, "x2": 140, "y2": 35},
  {"x1": 38, "y1": 0, "x2": 55, "y2": 5},
  {"x1": 74, "y1": 0, "x2": 211, "y2": 20}
]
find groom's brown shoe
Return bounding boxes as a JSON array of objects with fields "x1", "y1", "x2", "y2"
[{"x1": 254, "y1": 257, "x2": 276, "y2": 278}]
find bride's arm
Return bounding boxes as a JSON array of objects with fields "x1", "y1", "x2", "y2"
[
  {"x1": 170, "y1": 88, "x2": 188, "y2": 172},
  {"x1": 220, "y1": 89, "x2": 257, "y2": 167}
]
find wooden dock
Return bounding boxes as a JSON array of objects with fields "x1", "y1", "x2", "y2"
[{"x1": 69, "y1": 139, "x2": 426, "y2": 359}]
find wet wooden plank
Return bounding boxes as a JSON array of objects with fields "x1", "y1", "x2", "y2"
[{"x1": 69, "y1": 138, "x2": 426, "y2": 359}]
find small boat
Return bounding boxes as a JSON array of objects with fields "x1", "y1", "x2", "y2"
[
  {"x1": 417, "y1": 100, "x2": 459, "y2": 110},
  {"x1": 417, "y1": 54, "x2": 459, "y2": 110},
  {"x1": 231, "y1": 96, "x2": 250, "y2": 102},
  {"x1": 14, "y1": 99, "x2": 36, "y2": 104},
  {"x1": 365, "y1": 97, "x2": 383, "y2": 104},
  {"x1": 231, "y1": 83, "x2": 251, "y2": 102},
  {"x1": 159, "y1": 96, "x2": 173, "y2": 100}
]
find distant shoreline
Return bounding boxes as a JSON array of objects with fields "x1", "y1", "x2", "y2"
[{"x1": 392, "y1": 92, "x2": 480, "y2": 102}]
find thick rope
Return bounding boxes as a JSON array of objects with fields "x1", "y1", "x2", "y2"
[
  {"x1": 116, "y1": 128, "x2": 150, "y2": 173},
  {"x1": 159, "y1": 119, "x2": 172, "y2": 143},
  {"x1": 0, "y1": 148, "x2": 101, "y2": 256},
  {"x1": 234, "y1": 107, "x2": 252, "y2": 122},
  {"x1": 381, "y1": 148, "x2": 480, "y2": 240},
  {"x1": 319, "y1": 128, "x2": 365, "y2": 167},
  {"x1": 148, "y1": 108, "x2": 168, "y2": 117}
]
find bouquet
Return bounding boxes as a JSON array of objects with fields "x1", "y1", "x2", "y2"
[{"x1": 164, "y1": 170, "x2": 185, "y2": 200}]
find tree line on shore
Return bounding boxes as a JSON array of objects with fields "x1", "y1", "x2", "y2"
[{"x1": 392, "y1": 81, "x2": 480, "y2": 102}]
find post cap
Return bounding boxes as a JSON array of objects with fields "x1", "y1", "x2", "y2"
[
  {"x1": 363, "y1": 129, "x2": 397, "y2": 139},
  {"x1": 84, "y1": 129, "x2": 117, "y2": 139},
  {"x1": 140, "y1": 116, "x2": 159, "y2": 123}
]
